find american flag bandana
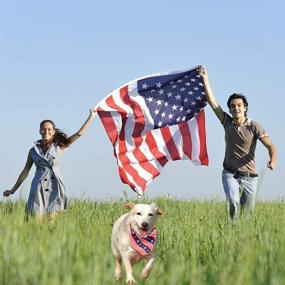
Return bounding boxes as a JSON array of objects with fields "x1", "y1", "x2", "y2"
[{"x1": 130, "y1": 224, "x2": 157, "y2": 256}]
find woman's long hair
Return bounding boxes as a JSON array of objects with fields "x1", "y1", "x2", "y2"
[{"x1": 40, "y1": 120, "x2": 72, "y2": 148}]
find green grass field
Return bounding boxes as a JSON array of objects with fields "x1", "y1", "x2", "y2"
[{"x1": 0, "y1": 198, "x2": 284, "y2": 285}]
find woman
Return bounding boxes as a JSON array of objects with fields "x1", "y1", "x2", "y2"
[{"x1": 3, "y1": 109, "x2": 96, "y2": 219}]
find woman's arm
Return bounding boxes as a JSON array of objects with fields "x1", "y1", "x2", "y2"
[
  {"x1": 68, "y1": 109, "x2": 97, "y2": 145},
  {"x1": 3, "y1": 150, "x2": 34, "y2": 197},
  {"x1": 199, "y1": 66, "x2": 225, "y2": 123}
]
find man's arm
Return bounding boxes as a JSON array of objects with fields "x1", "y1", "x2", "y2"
[
  {"x1": 199, "y1": 66, "x2": 225, "y2": 123},
  {"x1": 260, "y1": 136, "x2": 277, "y2": 170}
]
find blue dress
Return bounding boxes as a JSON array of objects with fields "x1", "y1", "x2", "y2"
[{"x1": 26, "y1": 141, "x2": 67, "y2": 215}]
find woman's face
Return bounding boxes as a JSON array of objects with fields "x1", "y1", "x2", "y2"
[{"x1": 40, "y1": 122, "x2": 55, "y2": 142}]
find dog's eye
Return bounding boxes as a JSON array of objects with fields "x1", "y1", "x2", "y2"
[
  {"x1": 148, "y1": 213, "x2": 154, "y2": 216},
  {"x1": 136, "y1": 212, "x2": 142, "y2": 216}
]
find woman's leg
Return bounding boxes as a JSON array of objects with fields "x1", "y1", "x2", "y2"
[{"x1": 48, "y1": 211, "x2": 60, "y2": 220}]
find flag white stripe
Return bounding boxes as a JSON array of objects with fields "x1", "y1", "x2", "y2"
[
  {"x1": 128, "y1": 82, "x2": 154, "y2": 134},
  {"x1": 114, "y1": 143, "x2": 142, "y2": 190},
  {"x1": 99, "y1": 98, "x2": 123, "y2": 134},
  {"x1": 114, "y1": 97, "x2": 158, "y2": 181},
  {"x1": 151, "y1": 128, "x2": 172, "y2": 158},
  {"x1": 105, "y1": 91, "x2": 161, "y2": 186},
  {"x1": 188, "y1": 117, "x2": 201, "y2": 165},
  {"x1": 111, "y1": 96, "x2": 156, "y2": 185},
  {"x1": 168, "y1": 124, "x2": 184, "y2": 159},
  {"x1": 139, "y1": 137, "x2": 163, "y2": 171},
  {"x1": 112, "y1": 89, "x2": 133, "y2": 118},
  {"x1": 125, "y1": 152, "x2": 154, "y2": 182}
]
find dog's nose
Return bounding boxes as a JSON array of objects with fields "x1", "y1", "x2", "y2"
[{"x1": 142, "y1": 222, "x2": 148, "y2": 229}]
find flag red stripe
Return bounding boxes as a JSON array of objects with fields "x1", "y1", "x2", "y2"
[
  {"x1": 197, "y1": 110, "x2": 209, "y2": 165},
  {"x1": 101, "y1": 87, "x2": 148, "y2": 190},
  {"x1": 145, "y1": 132, "x2": 168, "y2": 167},
  {"x1": 118, "y1": 166, "x2": 137, "y2": 191},
  {"x1": 97, "y1": 107, "x2": 118, "y2": 145},
  {"x1": 98, "y1": 95, "x2": 128, "y2": 145},
  {"x1": 120, "y1": 86, "x2": 145, "y2": 137},
  {"x1": 160, "y1": 127, "x2": 181, "y2": 160},
  {"x1": 117, "y1": 87, "x2": 148, "y2": 191},
  {"x1": 120, "y1": 87, "x2": 160, "y2": 179},
  {"x1": 133, "y1": 149, "x2": 160, "y2": 177},
  {"x1": 130, "y1": 237, "x2": 151, "y2": 252},
  {"x1": 118, "y1": 129, "x2": 148, "y2": 191},
  {"x1": 140, "y1": 239, "x2": 155, "y2": 249},
  {"x1": 179, "y1": 121, "x2": 192, "y2": 160},
  {"x1": 130, "y1": 239, "x2": 147, "y2": 256}
]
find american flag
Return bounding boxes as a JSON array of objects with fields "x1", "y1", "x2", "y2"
[{"x1": 96, "y1": 67, "x2": 208, "y2": 195}]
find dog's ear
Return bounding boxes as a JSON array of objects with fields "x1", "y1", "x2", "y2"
[
  {"x1": 123, "y1": 202, "x2": 135, "y2": 211},
  {"x1": 155, "y1": 207, "x2": 165, "y2": 216}
]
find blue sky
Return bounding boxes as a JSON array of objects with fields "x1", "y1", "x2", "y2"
[{"x1": 1, "y1": 0, "x2": 284, "y2": 201}]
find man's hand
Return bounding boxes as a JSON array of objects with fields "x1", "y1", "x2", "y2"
[
  {"x1": 198, "y1": 65, "x2": 208, "y2": 81},
  {"x1": 267, "y1": 160, "x2": 276, "y2": 170},
  {"x1": 3, "y1": 190, "x2": 14, "y2": 197}
]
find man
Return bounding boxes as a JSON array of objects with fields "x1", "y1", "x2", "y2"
[{"x1": 199, "y1": 66, "x2": 277, "y2": 220}]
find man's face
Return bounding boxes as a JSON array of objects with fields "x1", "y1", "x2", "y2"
[{"x1": 229, "y1": 98, "x2": 246, "y2": 119}]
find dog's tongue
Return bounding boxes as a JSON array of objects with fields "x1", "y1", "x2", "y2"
[{"x1": 139, "y1": 228, "x2": 148, "y2": 237}]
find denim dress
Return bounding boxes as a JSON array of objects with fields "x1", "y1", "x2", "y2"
[{"x1": 26, "y1": 141, "x2": 67, "y2": 215}]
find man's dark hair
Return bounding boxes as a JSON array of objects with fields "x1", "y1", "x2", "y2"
[{"x1": 227, "y1": 93, "x2": 249, "y2": 116}]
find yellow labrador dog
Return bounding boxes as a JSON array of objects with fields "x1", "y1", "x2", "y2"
[{"x1": 111, "y1": 202, "x2": 164, "y2": 284}]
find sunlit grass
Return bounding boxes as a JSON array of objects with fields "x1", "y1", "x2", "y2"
[{"x1": 0, "y1": 198, "x2": 284, "y2": 285}]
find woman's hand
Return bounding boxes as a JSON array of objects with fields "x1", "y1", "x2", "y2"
[
  {"x1": 90, "y1": 108, "x2": 97, "y2": 118},
  {"x1": 68, "y1": 108, "x2": 98, "y2": 145}
]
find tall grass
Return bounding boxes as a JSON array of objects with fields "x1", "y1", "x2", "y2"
[{"x1": 0, "y1": 198, "x2": 284, "y2": 285}]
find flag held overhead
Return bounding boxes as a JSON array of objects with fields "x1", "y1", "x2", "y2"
[{"x1": 96, "y1": 67, "x2": 209, "y2": 195}]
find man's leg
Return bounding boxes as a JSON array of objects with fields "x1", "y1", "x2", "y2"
[
  {"x1": 222, "y1": 169, "x2": 240, "y2": 221},
  {"x1": 240, "y1": 176, "x2": 258, "y2": 215}
]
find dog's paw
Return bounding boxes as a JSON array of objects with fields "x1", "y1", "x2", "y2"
[
  {"x1": 114, "y1": 272, "x2": 121, "y2": 281},
  {"x1": 141, "y1": 270, "x2": 150, "y2": 280},
  {"x1": 126, "y1": 277, "x2": 136, "y2": 284}
]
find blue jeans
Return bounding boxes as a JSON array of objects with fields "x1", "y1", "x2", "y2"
[{"x1": 222, "y1": 169, "x2": 258, "y2": 220}]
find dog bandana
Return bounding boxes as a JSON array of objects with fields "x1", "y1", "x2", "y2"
[{"x1": 130, "y1": 224, "x2": 157, "y2": 256}]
